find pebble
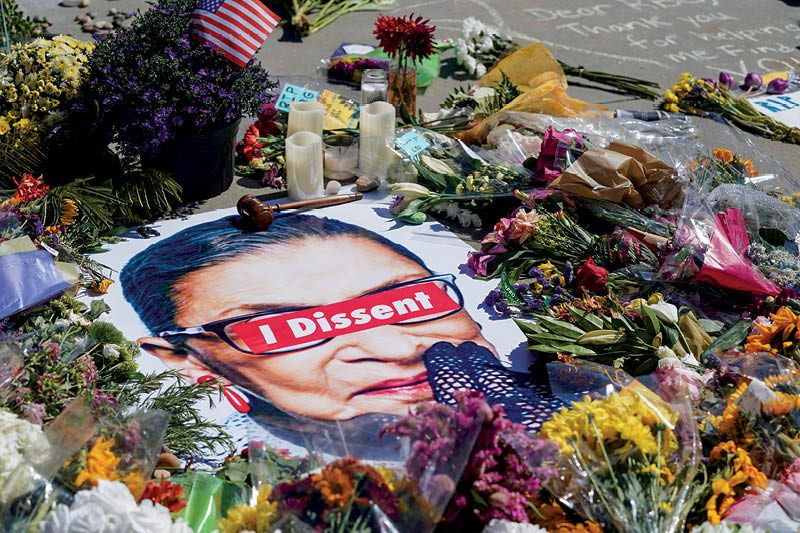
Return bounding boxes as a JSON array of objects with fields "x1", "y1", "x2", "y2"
[
  {"x1": 153, "y1": 469, "x2": 172, "y2": 479},
  {"x1": 94, "y1": 20, "x2": 112, "y2": 29},
  {"x1": 109, "y1": 7, "x2": 118, "y2": 14},
  {"x1": 74, "y1": 14, "x2": 83, "y2": 21},
  {"x1": 81, "y1": 22, "x2": 94, "y2": 31},
  {"x1": 60, "y1": 0, "x2": 82, "y2": 6},
  {"x1": 79, "y1": 0, "x2": 90, "y2": 7},
  {"x1": 355, "y1": 176, "x2": 379, "y2": 192},
  {"x1": 325, "y1": 180, "x2": 342, "y2": 195},
  {"x1": 120, "y1": 18, "x2": 133, "y2": 29},
  {"x1": 86, "y1": 11, "x2": 96, "y2": 18}
]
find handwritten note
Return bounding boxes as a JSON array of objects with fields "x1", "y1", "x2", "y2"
[
  {"x1": 319, "y1": 90, "x2": 359, "y2": 130},
  {"x1": 275, "y1": 84, "x2": 319, "y2": 113},
  {"x1": 396, "y1": 131, "x2": 431, "y2": 158}
]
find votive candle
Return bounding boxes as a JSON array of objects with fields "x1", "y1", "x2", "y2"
[
  {"x1": 285, "y1": 131, "x2": 324, "y2": 200},
  {"x1": 286, "y1": 101, "x2": 324, "y2": 138},
  {"x1": 359, "y1": 101, "x2": 396, "y2": 180}
]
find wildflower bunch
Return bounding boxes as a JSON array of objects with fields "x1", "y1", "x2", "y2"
[
  {"x1": 690, "y1": 147, "x2": 759, "y2": 189},
  {"x1": 744, "y1": 306, "x2": 800, "y2": 359},
  {"x1": 703, "y1": 442, "x2": 768, "y2": 525},
  {"x1": 217, "y1": 484, "x2": 278, "y2": 533},
  {"x1": 662, "y1": 72, "x2": 800, "y2": 144},
  {"x1": 540, "y1": 385, "x2": 698, "y2": 532},
  {"x1": 454, "y1": 17, "x2": 516, "y2": 78}
]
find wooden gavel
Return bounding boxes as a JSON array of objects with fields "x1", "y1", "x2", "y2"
[{"x1": 237, "y1": 193, "x2": 363, "y2": 230}]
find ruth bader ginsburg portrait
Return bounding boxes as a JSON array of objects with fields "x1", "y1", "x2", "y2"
[{"x1": 119, "y1": 211, "x2": 566, "y2": 457}]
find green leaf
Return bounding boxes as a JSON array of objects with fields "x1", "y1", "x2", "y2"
[
  {"x1": 760, "y1": 227, "x2": 788, "y2": 247},
  {"x1": 705, "y1": 319, "x2": 753, "y2": 353},
  {"x1": 632, "y1": 357, "x2": 658, "y2": 376},
  {"x1": 529, "y1": 333, "x2": 590, "y2": 345},
  {"x1": 641, "y1": 305, "x2": 661, "y2": 336},
  {"x1": 569, "y1": 307, "x2": 604, "y2": 330},
  {"x1": 698, "y1": 319, "x2": 725, "y2": 334},
  {"x1": 662, "y1": 325, "x2": 679, "y2": 348},
  {"x1": 529, "y1": 344, "x2": 597, "y2": 356},
  {"x1": 513, "y1": 318, "x2": 545, "y2": 336},
  {"x1": 87, "y1": 300, "x2": 112, "y2": 320},
  {"x1": 536, "y1": 316, "x2": 586, "y2": 339}
]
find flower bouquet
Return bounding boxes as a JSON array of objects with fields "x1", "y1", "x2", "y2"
[
  {"x1": 85, "y1": 0, "x2": 276, "y2": 200},
  {"x1": 662, "y1": 72, "x2": 800, "y2": 144},
  {"x1": 0, "y1": 36, "x2": 94, "y2": 188},
  {"x1": 539, "y1": 380, "x2": 701, "y2": 532},
  {"x1": 281, "y1": 0, "x2": 394, "y2": 38},
  {"x1": 235, "y1": 104, "x2": 287, "y2": 189}
]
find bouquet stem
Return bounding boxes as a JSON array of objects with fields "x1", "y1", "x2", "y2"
[{"x1": 558, "y1": 60, "x2": 661, "y2": 100}]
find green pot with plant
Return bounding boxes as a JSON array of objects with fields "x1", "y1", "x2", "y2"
[{"x1": 84, "y1": 0, "x2": 277, "y2": 202}]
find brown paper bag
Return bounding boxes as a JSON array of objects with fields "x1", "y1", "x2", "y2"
[{"x1": 550, "y1": 141, "x2": 683, "y2": 210}]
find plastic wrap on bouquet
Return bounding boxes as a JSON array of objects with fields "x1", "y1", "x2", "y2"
[
  {"x1": 539, "y1": 361, "x2": 701, "y2": 533},
  {"x1": 702, "y1": 351, "x2": 800, "y2": 478},
  {"x1": 227, "y1": 397, "x2": 482, "y2": 532},
  {"x1": 0, "y1": 340, "x2": 23, "y2": 398},
  {"x1": 660, "y1": 185, "x2": 780, "y2": 295}
]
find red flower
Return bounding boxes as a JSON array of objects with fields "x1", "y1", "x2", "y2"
[
  {"x1": 140, "y1": 479, "x2": 187, "y2": 513},
  {"x1": 576, "y1": 258, "x2": 608, "y2": 294},
  {"x1": 12, "y1": 174, "x2": 49, "y2": 203},
  {"x1": 373, "y1": 13, "x2": 436, "y2": 63}
]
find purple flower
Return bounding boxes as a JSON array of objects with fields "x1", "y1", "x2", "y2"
[
  {"x1": 742, "y1": 72, "x2": 763, "y2": 90},
  {"x1": 483, "y1": 289, "x2": 503, "y2": 308},
  {"x1": 767, "y1": 77, "x2": 790, "y2": 95},
  {"x1": 21, "y1": 403, "x2": 46, "y2": 425},
  {"x1": 719, "y1": 71, "x2": 735, "y2": 90},
  {"x1": 467, "y1": 252, "x2": 494, "y2": 277},
  {"x1": 91, "y1": 391, "x2": 118, "y2": 409}
]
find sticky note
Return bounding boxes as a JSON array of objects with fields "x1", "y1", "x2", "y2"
[
  {"x1": 275, "y1": 84, "x2": 319, "y2": 113},
  {"x1": 396, "y1": 131, "x2": 430, "y2": 158}
]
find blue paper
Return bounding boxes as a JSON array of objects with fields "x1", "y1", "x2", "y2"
[
  {"x1": 396, "y1": 131, "x2": 431, "y2": 158},
  {"x1": 0, "y1": 250, "x2": 70, "y2": 320},
  {"x1": 274, "y1": 84, "x2": 320, "y2": 113}
]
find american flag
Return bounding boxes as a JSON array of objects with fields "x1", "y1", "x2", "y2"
[{"x1": 191, "y1": 0, "x2": 280, "y2": 67}]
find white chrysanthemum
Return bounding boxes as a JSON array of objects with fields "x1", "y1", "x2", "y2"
[
  {"x1": 692, "y1": 522, "x2": 755, "y2": 533},
  {"x1": 39, "y1": 480, "x2": 190, "y2": 533},
  {"x1": 0, "y1": 408, "x2": 47, "y2": 504},
  {"x1": 483, "y1": 519, "x2": 548, "y2": 533},
  {"x1": 475, "y1": 63, "x2": 488, "y2": 78}
]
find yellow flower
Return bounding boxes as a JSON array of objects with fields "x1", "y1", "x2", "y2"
[
  {"x1": 60, "y1": 198, "x2": 79, "y2": 226},
  {"x1": 217, "y1": 485, "x2": 277, "y2": 533},
  {"x1": 90, "y1": 278, "x2": 114, "y2": 295},
  {"x1": 0, "y1": 117, "x2": 9, "y2": 135},
  {"x1": 124, "y1": 470, "x2": 145, "y2": 499},
  {"x1": 376, "y1": 466, "x2": 396, "y2": 491},
  {"x1": 75, "y1": 436, "x2": 121, "y2": 488},
  {"x1": 664, "y1": 90, "x2": 678, "y2": 103},
  {"x1": 713, "y1": 148, "x2": 734, "y2": 165}
]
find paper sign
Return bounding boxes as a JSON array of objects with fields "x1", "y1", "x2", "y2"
[
  {"x1": 342, "y1": 43, "x2": 375, "y2": 56},
  {"x1": 230, "y1": 281, "x2": 459, "y2": 354},
  {"x1": 396, "y1": 131, "x2": 430, "y2": 158},
  {"x1": 750, "y1": 91, "x2": 800, "y2": 128},
  {"x1": 275, "y1": 84, "x2": 319, "y2": 113},
  {"x1": 320, "y1": 89, "x2": 359, "y2": 130}
]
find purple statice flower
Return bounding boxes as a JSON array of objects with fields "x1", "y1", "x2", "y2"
[
  {"x1": 21, "y1": 403, "x2": 46, "y2": 425},
  {"x1": 91, "y1": 391, "x2": 119, "y2": 409},
  {"x1": 563, "y1": 260, "x2": 573, "y2": 286},
  {"x1": 494, "y1": 300, "x2": 509, "y2": 317},
  {"x1": 483, "y1": 289, "x2": 503, "y2": 308},
  {"x1": 120, "y1": 418, "x2": 142, "y2": 454}
]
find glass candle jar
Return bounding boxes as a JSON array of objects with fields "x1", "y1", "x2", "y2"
[
  {"x1": 323, "y1": 134, "x2": 359, "y2": 181},
  {"x1": 360, "y1": 69, "x2": 388, "y2": 107}
]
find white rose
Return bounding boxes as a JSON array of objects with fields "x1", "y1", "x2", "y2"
[{"x1": 483, "y1": 519, "x2": 548, "y2": 533}]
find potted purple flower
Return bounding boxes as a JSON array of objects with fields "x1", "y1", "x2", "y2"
[{"x1": 84, "y1": 0, "x2": 276, "y2": 201}]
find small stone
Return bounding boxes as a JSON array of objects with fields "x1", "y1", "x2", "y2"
[
  {"x1": 325, "y1": 180, "x2": 341, "y2": 195},
  {"x1": 120, "y1": 18, "x2": 133, "y2": 29},
  {"x1": 60, "y1": 0, "x2": 82, "y2": 6},
  {"x1": 79, "y1": 0, "x2": 90, "y2": 7},
  {"x1": 81, "y1": 22, "x2": 94, "y2": 31},
  {"x1": 74, "y1": 14, "x2": 82, "y2": 20},
  {"x1": 356, "y1": 176, "x2": 379, "y2": 192},
  {"x1": 153, "y1": 469, "x2": 172, "y2": 479},
  {"x1": 94, "y1": 20, "x2": 112, "y2": 29},
  {"x1": 108, "y1": 7, "x2": 118, "y2": 14},
  {"x1": 86, "y1": 11, "x2": 96, "y2": 18},
  {"x1": 157, "y1": 452, "x2": 181, "y2": 469}
]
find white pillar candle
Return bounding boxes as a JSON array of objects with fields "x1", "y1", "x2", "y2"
[
  {"x1": 285, "y1": 131, "x2": 324, "y2": 201},
  {"x1": 359, "y1": 101, "x2": 396, "y2": 180},
  {"x1": 286, "y1": 101, "x2": 324, "y2": 138}
]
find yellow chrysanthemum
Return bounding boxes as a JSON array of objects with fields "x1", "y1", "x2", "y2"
[
  {"x1": 75, "y1": 436, "x2": 121, "y2": 488},
  {"x1": 60, "y1": 198, "x2": 79, "y2": 226},
  {"x1": 217, "y1": 485, "x2": 277, "y2": 533}
]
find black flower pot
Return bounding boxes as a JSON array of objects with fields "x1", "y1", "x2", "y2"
[{"x1": 147, "y1": 119, "x2": 241, "y2": 203}]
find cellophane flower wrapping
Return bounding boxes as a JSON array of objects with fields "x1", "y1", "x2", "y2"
[
  {"x1": 539, "y1": 361, "x2": 700, "y2": 533},
  {"x1": 229, "y1": 392, "x2": 482, "y2": 532},
  {"x1": 701, "y1": 352, "x2": 800, "y2": 479}
]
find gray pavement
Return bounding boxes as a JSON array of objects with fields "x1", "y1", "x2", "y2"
[{"x1": 22, "y1": 0, "x2": 800, "y2": 217}]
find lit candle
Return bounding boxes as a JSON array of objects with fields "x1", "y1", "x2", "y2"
[
  {"x1": 286, "y1": 101, "x2": 324, "y2": 138},
  {"x1": 359, "y1": 101, "x2": 396, "y2": 180},
  {"x1": 323, "y1": 135, "x2": 358, "y2": 181},
  {"x1": 285, "y1": 131, "x2": 324, "y2": 200}
]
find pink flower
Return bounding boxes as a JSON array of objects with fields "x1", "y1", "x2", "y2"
[
  {"x1": 535, "y1": 127, "x2": 584, "y2": 183},
  {"x1": 653, "y1": 359, "x2": 711, "y2": 403},
  {"x1": 508, "y1": 209, "x2": 541, "y2": 244},
  {"x1": 467, "y1": 252, "x2": 494, "y2": 276},
  {"x1": 575, "y1": 258, "x2": 608, "y2": 294}
]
